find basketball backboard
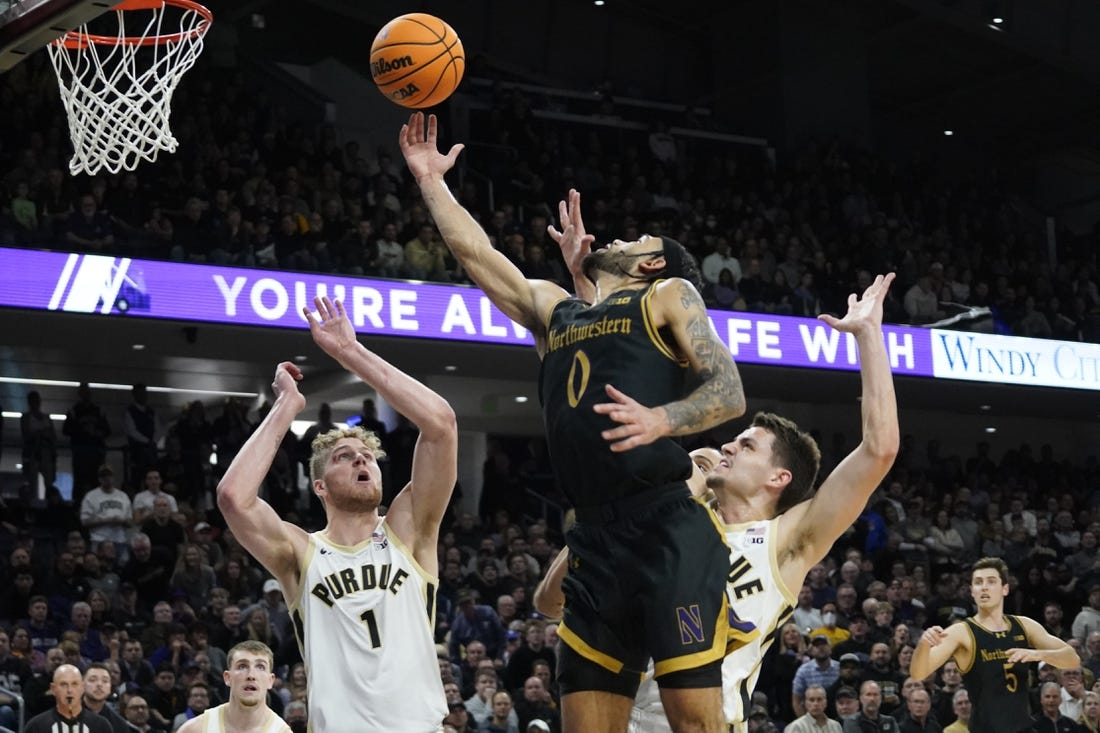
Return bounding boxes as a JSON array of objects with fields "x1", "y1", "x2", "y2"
[{"x1": 0, "y1": 0, "x2": 120, "y2": 71}]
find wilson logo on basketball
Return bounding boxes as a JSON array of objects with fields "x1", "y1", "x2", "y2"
[{"x1": 371, "y1": 55, "x2": 415, "y2": 78}]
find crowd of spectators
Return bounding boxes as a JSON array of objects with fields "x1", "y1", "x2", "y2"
[
  {"x1": 0, "y1": 51, "x2": 1098, "y2": 343},
  {"x1": 4, "y1": 370, "x2": 1100, "y2": 732},
  {"x1": 2, "y1": 33, "x2": 1100, "y2": 733}
]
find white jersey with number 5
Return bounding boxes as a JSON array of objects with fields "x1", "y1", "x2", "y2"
[{"x1": 289, "y1": 522, "x2": 446, "y2": 732}]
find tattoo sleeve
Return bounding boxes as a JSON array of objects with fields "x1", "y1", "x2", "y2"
[{"x1": 662, "y1": 282, "x2": 746, "y2": 434}]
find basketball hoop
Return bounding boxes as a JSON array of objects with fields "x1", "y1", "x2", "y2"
[{"x1": 46, "y1": 0, "x2": 212, "y2": 175}]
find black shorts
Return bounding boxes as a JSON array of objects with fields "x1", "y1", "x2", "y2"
[{"x1": 557, "y1": 485, "x2": 730, "y2": 693}]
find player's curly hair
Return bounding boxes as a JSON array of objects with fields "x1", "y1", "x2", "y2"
[
  {"x1": 309, "y1": 426, "x2": 386, "y2": 482},
  {"x1": 752, "y1": 412, "x2": 821, "y2": 514}
]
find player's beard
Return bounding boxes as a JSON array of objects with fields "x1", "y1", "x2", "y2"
[
  {"x1": 325, "y1": 482, "x2": 381, "y2": 514},
  {"x1": 582, "y1": 248, "x2": 635, "y2": 282}
]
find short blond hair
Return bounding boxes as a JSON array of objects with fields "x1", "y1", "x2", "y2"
[
  {"x1": 309, "y1": 426, "x2": 386, "y2": 482},
  {"x1": 227, "y1": 640, "x2": 274, "y2": 669}
]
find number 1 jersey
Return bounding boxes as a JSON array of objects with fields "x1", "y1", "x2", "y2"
[{"x1": 289, "y1": 523, "x2": 446, "y2": 732}]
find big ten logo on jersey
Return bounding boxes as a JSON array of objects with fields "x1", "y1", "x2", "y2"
[
  {"x1": 311, "y1": 562, "x2": 409, "y2": 608},
  {"x1": 728, "y1": 554, "x2": 764, "y2": 601}
]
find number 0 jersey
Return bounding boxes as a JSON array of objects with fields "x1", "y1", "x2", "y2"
[
  {"x1": 538, "y1": 282, "x2": 693, "y2": 508},
  {"x1": 289, "y1": 523, "x2": 446, "y2": 732}
]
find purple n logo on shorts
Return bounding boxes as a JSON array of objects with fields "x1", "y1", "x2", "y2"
[{"x1": 677, "y1": 605, "x2": 705, "y2": 645}]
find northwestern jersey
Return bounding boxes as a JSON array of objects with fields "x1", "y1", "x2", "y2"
[
  {"x1": 289, "y1": 523, "x2": 446, "y2": 732},
  {"x1": 199, "y1": 704, "x2": 290, "y2": 733},
  {"x1": 629, "y1": 516, "x2": 796, "y2": 732},
  {"x1": 959, "y1": 615, "x2": 1032, "y2": 733},
  {"x1": 538, "y1": 282, "x2": 693, "y2": 508}
]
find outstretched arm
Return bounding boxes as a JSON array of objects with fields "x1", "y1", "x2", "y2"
[
  {"x1": 593, "y1": 279, "x2": 746, "y2": 452},
  {"x1": 547, "y1": 189, "x2": 596, "y2": 303},
  {"x1": 1009, "y1": 616, "x2": 1080, "y2": 668},
  {"x1": 400, "y1": 112, "x2": 568, "y2": 347},
  {"x1": 305, "y1": 296, "x2": 456, "y2": 571},
  {"x1": 216, "y1": 363, "x2": 309, "y2": 597},
  {"x1": 777, "y1": 273, "x2": 899, "y2": 588}
]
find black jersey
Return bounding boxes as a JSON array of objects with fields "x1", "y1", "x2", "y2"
[
  {"x1": 960, "y1": 615, "x2": 1033, "y2": 733},
  {"x1": 23, "y1": 707, "x2": 113, "y2": 733},
  {"x1": 538, "y1": 282, "x2": 693, "y2": 508}
]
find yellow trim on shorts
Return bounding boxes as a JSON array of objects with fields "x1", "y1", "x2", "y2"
[
  {"x1": 640, "y1": 280, "x2": 688, "y2": 365},
  {"x1": 558, "y1": 621, "x2": 625, "y2": 674},
  {"x1": 653, "y1": 592, "x2": 731, "y2": 678}
]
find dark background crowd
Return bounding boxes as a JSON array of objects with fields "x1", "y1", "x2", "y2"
[
  {"x1": 0, "y1": 44, "x2": 1098, "y2": 343},
  {"x1": 4, "y1": 375, "x2": 1100, "y2": 732},
  {"x1": 0, "y1": 7, "x2": 1099, "y2": 733}
]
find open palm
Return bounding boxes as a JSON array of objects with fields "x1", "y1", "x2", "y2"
[
  {"x1": 304, "y1": 296, "x2": 357, "y2": 357},
  {"x1": 399, "y1": 112, "x2": 464, "y2": 181},
  {"x1": 819, "y1": 273, "x2": 895, "y2": 335}
]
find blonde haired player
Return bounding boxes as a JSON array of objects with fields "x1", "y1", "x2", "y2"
[
  {"x1": 177, "y1": 641, "x2": 289, "y2": 733},
  {"x1": 217, "y1": 296, "x2": 456, "y2": 732}
]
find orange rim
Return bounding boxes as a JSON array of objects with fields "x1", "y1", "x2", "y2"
[{"x1": 55, "y1": 0, "x2": 212, "y2": 49}]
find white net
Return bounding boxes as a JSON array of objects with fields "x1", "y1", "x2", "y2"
[{"x1": 46, "y1": 0, "x2": 211, "y2": 176}]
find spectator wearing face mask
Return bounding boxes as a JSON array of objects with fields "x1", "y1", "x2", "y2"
[{"x1": 811, "y1": 602, "x2": 852, "y2": 647}]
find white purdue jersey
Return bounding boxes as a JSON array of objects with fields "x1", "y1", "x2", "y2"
[
  {"x1": 200, "y1": 704, "x2": 290, "y2": 733},
  {"x1": 628, "y1": 515, "x2": 796, "y2": 733},
  {"x1": 719, "y1": 516, "x2": 797, "y2": 727},
  {"x1": 290, "y1": 522, "x2": 447, "y2": 732}
]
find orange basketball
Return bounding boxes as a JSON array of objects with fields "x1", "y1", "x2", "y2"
[{"x1": 370, "y1": 13, "x2": 465, "y2": 109}]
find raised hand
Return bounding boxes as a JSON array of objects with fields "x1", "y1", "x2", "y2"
[
  {"x1": 547, "y1": 188, "x2": 595, "y2": 278},
  {"x1": 593, "y1": 384, "x2": 669, "y2": 453},
  {"x1": 304, "y1": 296, "x2": 358, "y2": 358},
  {"x1": 398, "y1": 112, "x2": 465, "y2": 182},
  {"x1": 271, "y1": 361, "x2": 305, "y2": 411},
  {"x1": 818, "y1": 272, "x2": 896, "y2": 335}
]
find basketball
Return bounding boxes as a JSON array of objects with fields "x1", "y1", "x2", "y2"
[{"x1": 370, "y1": 13, "x2": 465, "y2": 109}]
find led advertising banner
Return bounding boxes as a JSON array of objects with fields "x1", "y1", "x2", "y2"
[{"x1": 2, "y1": 247, "x2": 1097, "y2": 390}]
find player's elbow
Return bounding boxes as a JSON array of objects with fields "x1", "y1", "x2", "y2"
[
  {"x1": 726, "y1": 393, "x2": 747, "y2": 419},
  {"x1": 910, "y1": 656, "x2": 932, "y2": 681},
  {"x1": 532, "y1": 590, "x2": 562, "y2": 620},
  {"x1": 422, "y1": 400, "x2": 457, "y2": 440},
  {"x1": 865, "y1": 430, "x2": 900, "y2": 464},
  {"x1": 216, "y1": 480, "x2": 248, "y2": 515}
]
